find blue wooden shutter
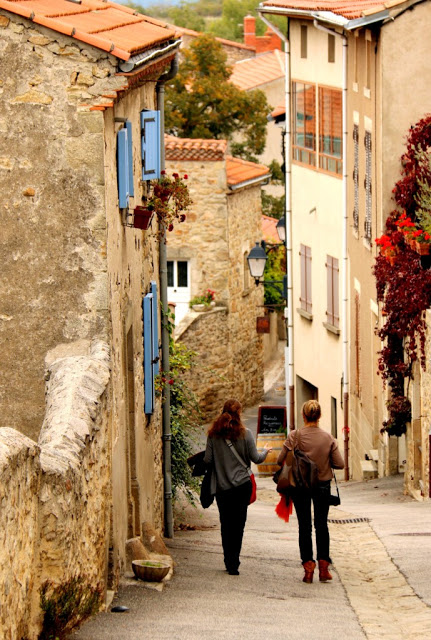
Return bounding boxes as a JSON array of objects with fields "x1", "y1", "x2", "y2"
[
  {"x1": 125, "y1": 120, "x2": 134, "y2": 197},
  {"x1": 141, "y1": 110, "x2": 161, "y2": 181},
  {"x1": 151, "y1": 281, "x2": 160, "y2": 376},
  {"x1": 117, "y1": 127, "x2": 129, "y2": 208},
  {"x1": 143, "y1": 293, "x2": 154, "y2": 414}
]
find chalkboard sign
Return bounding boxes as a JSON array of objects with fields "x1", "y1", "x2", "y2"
[{"x1": 257, "y1": 405, "x2": 287, "y2": 435}]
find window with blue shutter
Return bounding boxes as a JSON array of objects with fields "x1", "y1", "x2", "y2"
[
  {"x1": 125, "y1": 121, "x2": 134, "y2": 198},
  {"x1": 117, "y1": 127, "x2": 129, "y2": 209},
  {"x1": 141, "y1": 110, "x2": 161, "y2": 181},
  {"x1": 151, "y1": 281, "x2": 160, "y2": 377},
  {"x1": 143, "y1": 293, "x2": 154, "y2": 415}
]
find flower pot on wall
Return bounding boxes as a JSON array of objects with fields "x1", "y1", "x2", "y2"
[
  {"x1": 415, "y1": 241, "x2": 430, "y2": 256},
  {"x1": 133, "y1": 206, "x2": 154, "y2": 230}
]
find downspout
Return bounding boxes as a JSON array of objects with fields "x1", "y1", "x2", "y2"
[
  {"x1": 156, "y1": 54, "x2": 179, "y2": 538},
  {"x1": 259, "y1": 12, "x2": 294, "y2": 430},
  {"x1": 313, "y1": 20, "x2": 349, "y2": 480}
]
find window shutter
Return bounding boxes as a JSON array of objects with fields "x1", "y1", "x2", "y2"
[
  {"x1": 305, "y1": 246, "x2": 312, "y2": 312},
  {"x1": 333, "y1": 258, "x2": 339, "y2": 327},
  {"x1": 300, "y1": 245, "x2": 306, "y2": 310},
  {"x1": 151, "y1": 281, "x2": 160, "y2": 377},
  {"x1": 141, "y1": 110, "x2": 161, "y2": 181},
  {"x1": 117, "y1": 127, "x2": 129, "y2": 209},
  {"x1": 125, "y1": 120, "x2": 134, "y2": 198},
  {"x1": 326, "y1": 256, "x2": 333, "y2": 325},
  {"x1": 143, "y1": 293, "x2": 154, "y2": 415}
]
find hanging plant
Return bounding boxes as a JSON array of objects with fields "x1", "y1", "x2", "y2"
[
  {"x1": 373, "y1": 115, "x2": 431, "y2": 436},
  {"x1": 145, "y1": 171, "x2": 192, "y2": 238}
]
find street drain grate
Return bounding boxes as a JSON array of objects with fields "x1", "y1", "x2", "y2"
[
  {"x1": 328, "y1": 517, "x2": 371, "y2": 524},
  {"x1": 394, "y1": 532, "x2": 431, "y2": 536}
]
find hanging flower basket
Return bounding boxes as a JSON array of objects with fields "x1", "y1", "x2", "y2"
[{"x1": 133, "y1": 206, "x2": 154, "y2": 230}]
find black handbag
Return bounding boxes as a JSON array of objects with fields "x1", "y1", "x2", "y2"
[
  {"x1": 329, "y1": 472, "x2": 341, "y2": 506},
  {"x1": 200, "y1": 466, "x2": 214, "y2": 508}
]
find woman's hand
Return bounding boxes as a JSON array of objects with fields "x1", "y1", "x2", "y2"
[{"x1": 263, "y1": 443, "x2": 273, "y2": 452}]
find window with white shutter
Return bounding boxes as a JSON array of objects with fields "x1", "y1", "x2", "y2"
[
  {"x1": 326, "y1": 255, "x2": 339, "y2": 328},
  {"x1": 300, "y1": 244, "x2": 312, "y2": 313},
  {"x1": 364, "y1": 130, "x2": 372, "y2": 242}
]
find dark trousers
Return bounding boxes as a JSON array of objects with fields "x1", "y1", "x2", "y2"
[
  {"x1": 291, "y1": 481, "x2": 331, "y2": 564},
  {"x1": 216, "y1": 481, "x2": 252, "y2": 572}
]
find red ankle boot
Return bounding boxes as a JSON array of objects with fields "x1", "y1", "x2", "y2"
[
  {"x1": 318, "y1": 559, "x2": 332, "y2": 582},
  {"x1": 302, "y1": 560, "x2": 316, "y2": 583}
]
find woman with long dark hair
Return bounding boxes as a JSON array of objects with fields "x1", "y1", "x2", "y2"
[
  {"x1": 277, "y1": 400, "x2": 344, "y2": 583},
  {"x1": 204, "y1": 399, "x2": 271, "y2": 575}
]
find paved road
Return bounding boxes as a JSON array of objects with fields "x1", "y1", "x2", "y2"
[{"x1": 70, "y1": 366, "x2": 431, "y2": 640}]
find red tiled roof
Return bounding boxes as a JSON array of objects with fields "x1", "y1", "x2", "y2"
[
  {"x1": 165, "y1": 136, "x2": 228, "y2": 161},
  {"x1": 271, "y1": 104, "x2": 286, "y2": 118},
  {"x1": 261, "y1": 0, "x2": 406, "y2": 20},
  {"x1": 0, "y1": 0, "x2": 176, "y2": 61},
  {"x1": 262, "y1": 214, "x2": 280, "y2": 243},
  {"x1": 169, "y1": 24, "x2": 255, "y2": 51},
  {"x1": 226, "y1": 156, "x2": 270, "y2": 187},
  {"x1": 230, "y1": 50, "x2": 285, "y2": 91}
]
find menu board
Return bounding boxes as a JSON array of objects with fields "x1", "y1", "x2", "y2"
[{"x1": 257, "y1": 405, "x2": 287, "y2": 435}]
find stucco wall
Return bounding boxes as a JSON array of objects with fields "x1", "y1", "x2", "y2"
[
  {"x1": 0, "y1": 341, "x2": 110, "y2": 640},
  {"x1": 289, "y1": 22, "x2": 344, "y2": 442}
]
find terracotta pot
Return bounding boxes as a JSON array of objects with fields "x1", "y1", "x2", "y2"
[
  {"x1": 133, "y1": 207, "x2": 154, "y2": 230},
  {"x1": 415, "y1": 241, "x2": 430, "y2": 256}
]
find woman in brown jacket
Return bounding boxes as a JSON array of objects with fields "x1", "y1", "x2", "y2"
[{"x1": 277, "y1": 400, "x2": 344, "y2": 584}]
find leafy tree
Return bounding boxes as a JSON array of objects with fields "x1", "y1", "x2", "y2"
[
  {"x1": 263, "y1": 246, "x2": 286, "y2": 307},
  {"x1": 165, "y1": 34, "x2": 269, "y2": 159},
  {"x1": 261, "y1": 192, "x2": 285, "y2": 219},
  {"x1": 208, "y1": 0, "x2": 265, "y2": 41},
  {"x1": 168, "y1": 3, "x2": 205, "y2": 31}
]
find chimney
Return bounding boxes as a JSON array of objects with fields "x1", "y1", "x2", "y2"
[{"x1": 243, "y1": 15, "x2": 256, "y2": 47}]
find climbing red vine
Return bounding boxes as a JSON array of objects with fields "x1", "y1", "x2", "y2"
[{"x1": 373, "y1": 115, "x2": 431, "y2": 435}]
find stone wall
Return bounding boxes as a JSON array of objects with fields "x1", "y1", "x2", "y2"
[{"x1": 0, "y1": 340, "x2": 110, "y2": 640}]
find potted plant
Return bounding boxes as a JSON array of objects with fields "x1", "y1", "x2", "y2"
[
  {"x1": 138, "y1": 171, "x2": 192, "y2": 235},
  {"x1": 189, "y1": 289, "x2": 216, "y2": 311},
  {"x1": 133, "y1": 206, "x2": 154, "y2": 230}
]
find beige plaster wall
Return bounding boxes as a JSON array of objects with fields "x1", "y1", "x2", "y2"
[{"x1": 289, "y1": 22, "x2": 344, "y2": 445}]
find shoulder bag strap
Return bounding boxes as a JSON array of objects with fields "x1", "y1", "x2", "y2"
[{"x1": 225, "y1": 439, "x2": 252, "y2": 477}]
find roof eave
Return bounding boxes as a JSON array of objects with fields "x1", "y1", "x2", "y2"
[
  {"x1": 228, "y1": 174, "x2": 271, "y2": 191},
  {"x1": 258, "y1": 4, "x2": 392, "y2": 30},
  {"x1": 118, "y1": 39, "x2": 181, "y2": 72}
]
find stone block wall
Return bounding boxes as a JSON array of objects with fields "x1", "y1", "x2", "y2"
[{"x1": 0, "y1": 340, "x2": 111, "y2": 640}]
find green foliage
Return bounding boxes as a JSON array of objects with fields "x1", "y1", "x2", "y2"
[
  {"x1": 157, "y1": 310, "x2": 202, "y2": 502},
  {"x1": 268, "y1": 159, "x2": 285, "y2": 184},
  {"x1": 208, "y1": 0, "x2": 265, "y2": 41},
  {"x1": 263, "y1": 246, "x2": 286, "y2": 307},
  {"x1": 261, "y1": 192, "x2": 285, "y2": 219},
  {"x1": 165, "y1": 34, "x2": 269, "y2": 159},
  {"x1": 168, "y1": 3, "x2": 205, "y2": 30},
  {"x1": 39, "y1": 577, "x2": 102, "y2": 640}
]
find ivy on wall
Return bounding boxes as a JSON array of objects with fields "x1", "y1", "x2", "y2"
[{"x1": 373, "y1": 115, "x2": 431, "y2": 435}]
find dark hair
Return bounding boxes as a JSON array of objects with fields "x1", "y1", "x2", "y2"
[
  {"x1": 207, "y1": 399, "x2": 246, "y2": 440},
  {"x1": 302, "y1": 400, "x2": 321, "y2": 423}
]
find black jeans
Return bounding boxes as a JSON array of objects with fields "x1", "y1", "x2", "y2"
[
  {"x1": 216, "y1": 481, "x2": 252, "y2": 572},
  {"x1": 290, "y1": 481, "x2": 331, "y2": 564}
]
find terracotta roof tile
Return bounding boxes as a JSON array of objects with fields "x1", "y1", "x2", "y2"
[
  {"x1": 0, "y1": 0, "x2": 176, "y2": 60},
  {"x1": 226, "y1": 156, "x2": 270, "y2": 187},
  {"x1": 230, "y1": 50, "x2": 285, "y2": 91},
  {"x1": 260, "y1": 0, "x2": 405, "y2": 20},
  {"x1": 262, "y1": 214, "x2": 280, "y2": 243},
  {"x1": 271, "y1": 104, "x2": 286, "y2": 119},
  {"x1": 165, "y1": 136, "x2": 228, "y2": 161},
  {"x1": 169, "y1": 24, "x2": 255, "y2": 51}
]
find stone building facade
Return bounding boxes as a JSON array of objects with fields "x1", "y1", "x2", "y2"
[
  {"x1": 0, "y1": 1, "x2": 180, "y2": 635},
  {"x1": 165, "y1": 137, "x2": 269, "y2": 418}
]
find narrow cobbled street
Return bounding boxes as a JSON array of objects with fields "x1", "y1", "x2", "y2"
[{"x1": 70, "y1": 366, "x2": 431, "y2": 640}]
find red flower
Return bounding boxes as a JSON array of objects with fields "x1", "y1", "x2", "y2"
[{"x1": 183, "y1": 174, "x2": 188, "y2": 179}]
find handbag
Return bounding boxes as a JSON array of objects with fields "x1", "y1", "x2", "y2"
[
  {"x1": 200, "y1": 466, "x2": 214, "y2": 508},
  {"x1": 329, "y1": 471, "x2": 341, "y2": 506},
  {"x1": 225, "y1": 439, "x2": 257, "y2": 504},
  {"x1": 273, "y1": 431, "x2": 297, "y2": 494}
]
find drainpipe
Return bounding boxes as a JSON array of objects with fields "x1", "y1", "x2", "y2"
[
  {"x1": 313, "y1": 20, "x2": 349, "y2": 480},
  {"x1": 156, "y1": 54, "x2": 179, "y2": 538},
  {"x1": 259, "y1": 13, "x2": 294, "y2": 430}
]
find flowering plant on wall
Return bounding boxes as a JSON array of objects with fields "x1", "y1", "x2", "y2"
[
  {"x1": 373, "y1": 115, "x2": 431, "y2": 436},
  {"x1": 145, "y1": 171, "x2": 192, "y2": 234},
  {"x1": 189, "y1": 289, "x2": 216, "y2": 308}
]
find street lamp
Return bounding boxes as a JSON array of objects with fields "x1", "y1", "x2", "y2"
[
  {"x1": 276, "y1": 216, "x2": 286, "y2": 243},
  {"x1": 247, "y1": 242, "x2": 267, "y2": 280},
  {"x1": 246, "y1": 232, "x2": 287, "y2": 299}
]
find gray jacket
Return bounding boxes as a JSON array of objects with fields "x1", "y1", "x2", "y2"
[{"x1": 204, "y1": 429, "x2": 268, "y2": 493}]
